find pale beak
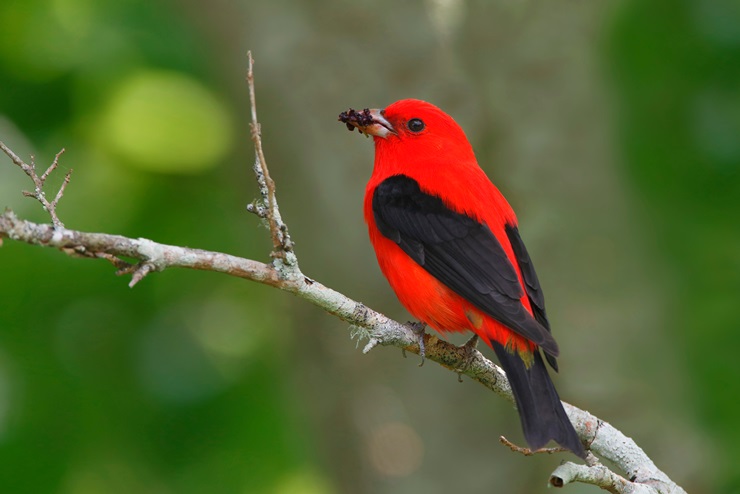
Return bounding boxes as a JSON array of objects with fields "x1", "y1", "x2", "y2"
[{"x1": 338, "y1": 108, "x2": 396, "y2": 138}]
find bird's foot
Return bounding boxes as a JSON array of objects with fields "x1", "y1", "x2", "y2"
[
  {"x1": 456, "y1": 334, "x2": 480, "y2": 382},
  {"x1": 405, "y1": 321, "x2": 427, "y2": 367}
]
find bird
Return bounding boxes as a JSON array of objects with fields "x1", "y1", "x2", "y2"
[{"x1": 338, "y1": 99, "x2": 585, "y2": 458}]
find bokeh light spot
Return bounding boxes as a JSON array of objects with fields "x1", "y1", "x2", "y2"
[
  {"x1": 101, "y1": 70, "x2": 233, "y2": 174},
  {"x1": 137, "y1": 307, "x2": 232, "y2": 404},
  {"x1": 366, "y1": 422, "x2": 424, "y2": 478},
  {"x1": 271, "y1": 468, "x2": 334, "y2": 494},
  {"x1": 52, "y1": 0, "x2": 93, "y2": 37}
]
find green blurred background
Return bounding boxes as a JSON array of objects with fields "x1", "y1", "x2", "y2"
[{"x1": 0, "y1": 0, "x2": 737, "y2": 492}]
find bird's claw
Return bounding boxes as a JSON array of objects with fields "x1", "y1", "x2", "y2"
[
  {"x1": 456, "y1": 334, "x2": 480, "y2": 382},
  {"x1": 406, "y1": 321, "x2": 427, "y2": 366}
]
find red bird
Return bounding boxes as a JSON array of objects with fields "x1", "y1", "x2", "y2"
[{"x1": 339, "y1": 99, "x2": 585, "y2": 458}]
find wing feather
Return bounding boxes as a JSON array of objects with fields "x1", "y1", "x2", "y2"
[
  {"x1": 505, "y1": 224, "x2": 559, "y2": 370},
  {"x1": 373, "y1": 175, "x2": 558, "y2": 357}
]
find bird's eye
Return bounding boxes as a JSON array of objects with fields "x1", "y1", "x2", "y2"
[{"x1": 407, "y1": 118, "x2": 425, "y2": 133}]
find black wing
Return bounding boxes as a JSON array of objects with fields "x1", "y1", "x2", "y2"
[
  {"x1": 373, "y1": 175, "x2": 559, "y2": 357},
  {"x1": 505, "y1": 224, "x2": 559, "y2": 371}
]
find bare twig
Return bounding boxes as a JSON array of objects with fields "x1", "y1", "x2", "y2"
[
  {"x1": 94, "y1": 251, "x2": 133, "y2": 270},
  {"x1": 40, "y1": 148, "x2": 64, "y2": 182},
  {"x1": 500, "y1": 436, "x2": 568, "y2": 456},
  {"x1": 0, "y1": 141, "x2": 71, "y2": 229},
  {"x1": 128, "y1": 262, "x2": 156, "y2": 288},
  {"x1": 50, "y1": 169, "x2": 73, "y2": 215},
  {"x1": 0, "y1": 140, "x2": 30, "y2": 172},
  {"x1": 245, "y1": 51, "x2": 296, "y2": 265}
]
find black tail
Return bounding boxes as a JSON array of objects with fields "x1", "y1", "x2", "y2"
[{"x1": 492, "y1": 341, "x2": 586, "y2": 458}]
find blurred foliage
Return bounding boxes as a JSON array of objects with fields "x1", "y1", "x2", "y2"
[
  {"x1": 610, "y1": 0, "x2": 740, "y2": 491},
  {"x1": 0, "y1": 0, "x2": 312, "y2": 493},
  {"x1": 0, "y1": 0, "x2": 737, "y2": 493}
]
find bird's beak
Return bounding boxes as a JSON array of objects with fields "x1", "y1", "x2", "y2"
[{"x1": 338, "y1": 108, "x2": 396, "y2": 138}]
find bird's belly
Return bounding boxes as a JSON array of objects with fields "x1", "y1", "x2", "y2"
[
  {"x1": 371, "y1": 235, "x2": 533, "y2": 354},
  {"x1": 373, "y1": 238, "x2": 471, "y2": 333}
]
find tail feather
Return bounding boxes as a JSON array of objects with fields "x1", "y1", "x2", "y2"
[{"x1": 492, "y1": 341, "x2": 586, "y2": 459}]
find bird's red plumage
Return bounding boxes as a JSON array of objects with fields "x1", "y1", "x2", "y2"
[{"x1": 362, "y1": 99, "x2": 533, "y2": 354}]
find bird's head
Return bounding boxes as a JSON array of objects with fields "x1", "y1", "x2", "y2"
[{"x1": 339, "y1": 99, "x2": 476, "y2": 170}]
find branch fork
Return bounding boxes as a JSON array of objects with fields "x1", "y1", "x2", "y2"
[{"x1": 0, "y1": 142, "x2": 72, "y2": 229}]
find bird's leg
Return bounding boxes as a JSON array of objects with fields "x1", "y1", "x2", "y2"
[
  {"x1": 406, "y1": 321, "x2": 427, "y2": 367},
  {"x1": 456, "y1": 334, "x2": 480, "y2": 382}
]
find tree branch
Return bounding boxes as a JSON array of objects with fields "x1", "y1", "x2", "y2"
[{"x1": 0, "y1": 55, "x2": 686, "y2": 494}]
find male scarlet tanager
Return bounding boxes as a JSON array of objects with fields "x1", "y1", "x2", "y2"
[{"x1": 338, "y1": 99, "x2": 585, "y2": 458}]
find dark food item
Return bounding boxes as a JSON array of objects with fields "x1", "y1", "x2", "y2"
[{"x1": 338, "y1": 108, "x2": 373, "y2": 132}]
